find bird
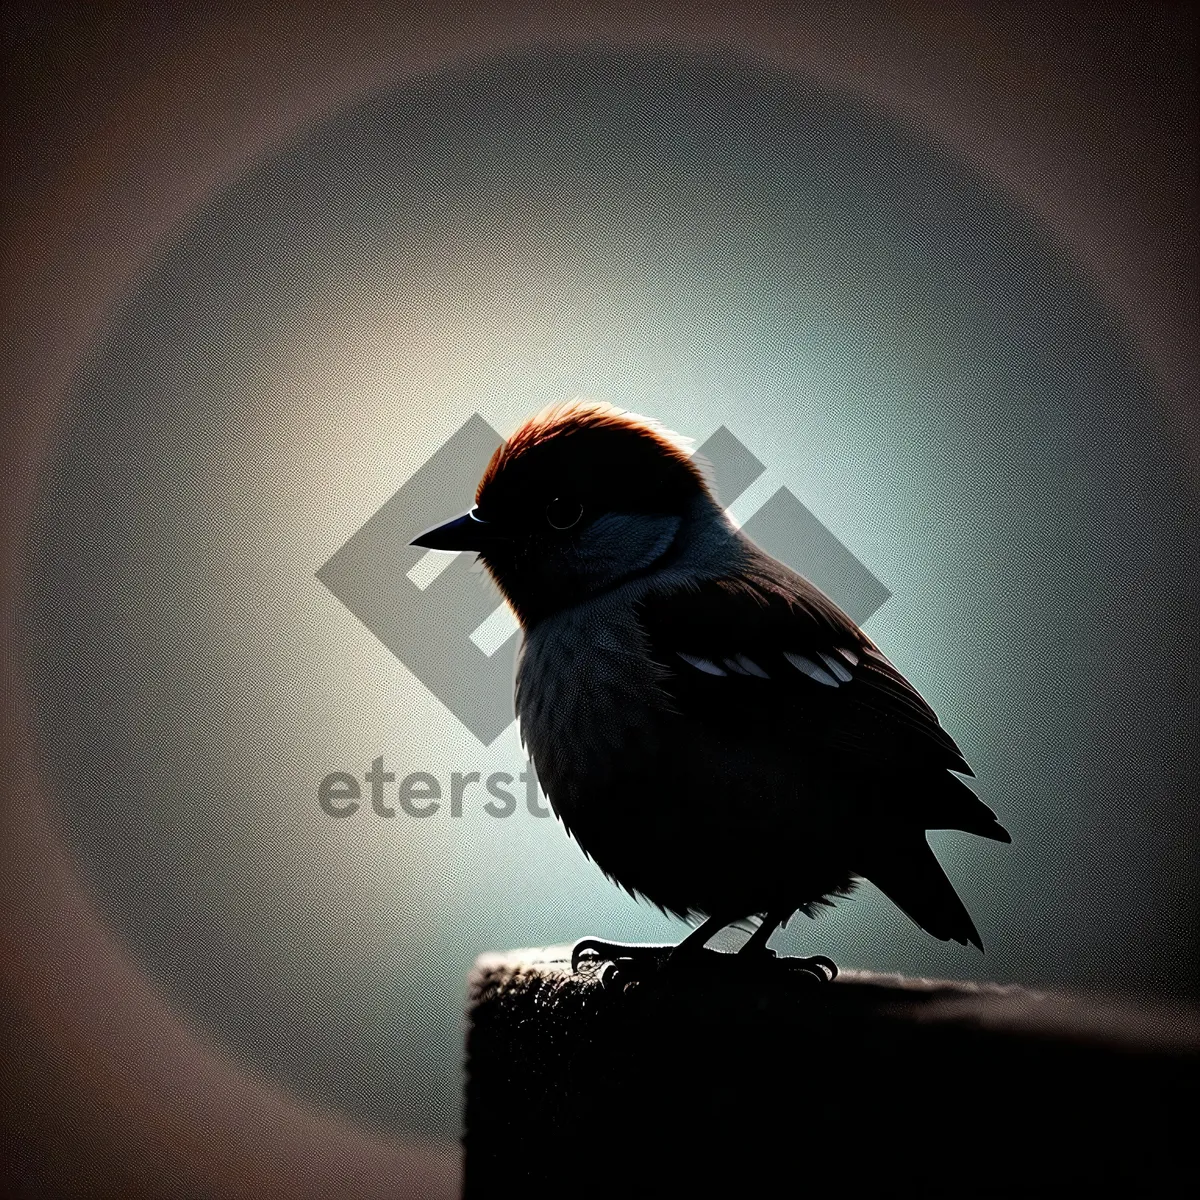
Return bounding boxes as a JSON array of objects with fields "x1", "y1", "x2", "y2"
[{"x1": 412, "y1": 399, "x2": 1010, "y2": 982}]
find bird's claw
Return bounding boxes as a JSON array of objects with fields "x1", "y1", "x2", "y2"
[
  {"x1": 791, "y1": 954, "x2": 838, "y2": 983},
  {"x1": 571, "y1": 937, "x2": 838, "y2": 990},
  {"x1": 737, "y1": 945, "x2": 837, "y2": 983},
  {"x1": 597, "y1": 960, "x2": 636, "y2": 992},
  {"x1": 570, "y1": 938, "x2": 673, "y2": 987}
]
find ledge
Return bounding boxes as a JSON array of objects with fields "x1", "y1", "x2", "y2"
[{"x1": 464, "y1": 945, "x2": 1198, "y2": 1197}]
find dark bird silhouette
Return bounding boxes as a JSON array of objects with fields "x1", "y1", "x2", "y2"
[{"x1": 414, "y1": 400, "x2": 1010, "y2": 979}]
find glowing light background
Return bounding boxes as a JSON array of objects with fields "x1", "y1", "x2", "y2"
[{"x1": 20, "y1": 46, "x2": 1198, "y2": 1142}]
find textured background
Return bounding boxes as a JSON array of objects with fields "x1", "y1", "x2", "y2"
[{"x1": 3, "y1": 5, "x2": 1197, "y2": 1197}]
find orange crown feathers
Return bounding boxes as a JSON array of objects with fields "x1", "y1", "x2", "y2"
[{"x1": 478, "y1": 400, "x2": 710, "y2": 503}]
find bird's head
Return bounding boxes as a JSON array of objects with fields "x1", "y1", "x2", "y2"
[{"x1": 412, "y1": 400, "x2": 720, "y2": 625}]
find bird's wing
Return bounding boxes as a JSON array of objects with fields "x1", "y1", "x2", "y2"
[{"x1": 635, "y1": 552, "x2": 977, "y2": 783}]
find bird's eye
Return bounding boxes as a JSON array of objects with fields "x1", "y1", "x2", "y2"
[{"x1": 545, "y1": 496, "x2": 584, "y2": 530}]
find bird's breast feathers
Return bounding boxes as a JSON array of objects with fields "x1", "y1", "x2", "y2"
[{"x1": 515, "y1": 590, "x2": 661, "y2": 784}]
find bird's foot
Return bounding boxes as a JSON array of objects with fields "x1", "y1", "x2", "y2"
[
  {"x1": 786, "y1": 953, "x2": 839, "y2": 984},
  {"x1": 736, "y1": 945, "x2": 839, "y2": 984},
  {"x1": 570, "y1": 938, "x2": 675, "y2": 990},
  {"x1": 571, "y1": 937, "x2": 837, "y2": 991}
]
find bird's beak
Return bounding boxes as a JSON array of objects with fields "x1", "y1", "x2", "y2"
[{"x1": 410, "y1": 507, "x2": 494, "y2": 552}]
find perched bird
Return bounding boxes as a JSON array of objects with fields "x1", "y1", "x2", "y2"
[{"x1": 413, "y1": 400, "x2": 1010, "y2": 978}]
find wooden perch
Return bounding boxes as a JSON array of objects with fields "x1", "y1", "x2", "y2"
[{"x1": 464, "y1": 946, "x2": 1198, "y2": 1197}]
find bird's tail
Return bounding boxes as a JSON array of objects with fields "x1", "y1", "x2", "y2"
[{"x1": 858, "y1": 836, "x2": 985, "y2": 951}]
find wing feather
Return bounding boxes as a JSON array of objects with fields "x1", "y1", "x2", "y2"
[{"x1": 636, "y1": 552, "x2": 976, "y2": 779}]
